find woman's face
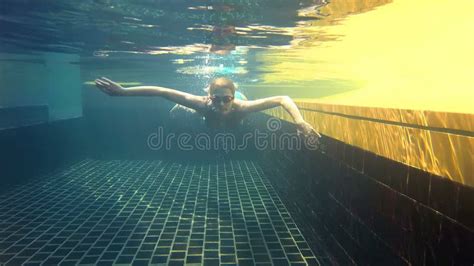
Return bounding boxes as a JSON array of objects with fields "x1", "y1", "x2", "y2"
[{"x1": 210, "y1": 87, "x2": 234, "y2": 114}]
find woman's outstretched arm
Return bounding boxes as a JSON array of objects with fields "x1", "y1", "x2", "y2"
[
  {"x1": 95, "y1": 77, "x2": 207, "y2": 111},
  {"x1": 238, "y1": 96, "x2": 320, "y2": 136}
]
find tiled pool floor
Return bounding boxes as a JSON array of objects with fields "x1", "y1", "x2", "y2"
[{"x1": 0, "y1": 159, "x2": 321, "y2": 265}]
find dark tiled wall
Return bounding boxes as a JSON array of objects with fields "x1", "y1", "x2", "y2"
[
  {"x1": 0, "y1": 118, "x2": 88, "y2": 190},
  {"x1": 84, "y1": 107, "x2": 260, "y2": 162},
  {"x1": 322, "y1": 138, "x2": 474, "y2": 265},
  {"x1": 253, "y1": 114, "x2": 474, "y2": 265}
]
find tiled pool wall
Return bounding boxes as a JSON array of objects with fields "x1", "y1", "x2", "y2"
[
  {"x1": 2, "y1": 111, "x2": 473, "y2": 265},
  {"x1": 83, "y1": 107, "x2": 260, "y2": 161},
  {"x1": 0, "y1": 117, "x2": 88, "y2": 191},
  {"x1": 252, "y1": 113, "x2": 474, "y2": 265},
  {"x1": 0, "y1": 108, "x2": 260, "y2": 190}
]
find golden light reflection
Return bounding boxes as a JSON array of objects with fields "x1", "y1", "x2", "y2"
[
  {"x1": 252, "y1": 0, "x2": 474, "y2": 114},
  {"x1": 264, "y1": 106, "x2": 473, "y2": 187},
  {"x1": 257, "y1": 0, "x2": 474, "y2": 186}
]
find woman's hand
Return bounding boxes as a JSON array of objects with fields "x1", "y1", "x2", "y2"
[
  {"x1": 94, "y1": 77, "x2": 127, "y2": 96},
  {"x1": 296, "y1": 120, "x2": 321, "y2": 138}
]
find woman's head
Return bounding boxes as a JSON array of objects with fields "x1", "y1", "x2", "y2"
[{"x1": 208, "y1": 77, "x2": 235, "y2": 114}]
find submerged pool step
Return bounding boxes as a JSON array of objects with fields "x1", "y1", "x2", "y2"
[{"x1": 0, "y1": 159, "x2": 320, "y2": 265}]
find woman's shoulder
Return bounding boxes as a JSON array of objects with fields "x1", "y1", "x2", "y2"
[
  {"x1": 194, "y1": 96, "x2": 212, "y2": 114},
  {"x1": 234, "y1": 91, "x2": 248, "y2": 101},
  {"x1": 232, "y1": 99, "x2": 250, "y2": 114}
]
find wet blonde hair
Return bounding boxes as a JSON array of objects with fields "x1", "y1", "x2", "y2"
[{"x1": 209, "y1": 77, "x2": 236, "y2": 95}]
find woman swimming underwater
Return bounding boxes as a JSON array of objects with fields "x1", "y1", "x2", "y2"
[{"x1": 94, "y1": 77, "x2": 320, "y2": 136}]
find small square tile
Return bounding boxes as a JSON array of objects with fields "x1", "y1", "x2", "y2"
[
  {"x1": 287, "y1": 253, "x2": 304, "y2": 262},
  {"x1": 186, "y1": 256, "x2": 202, "y2": 263},
  {"x1": 116, "y1": 255, "x2": 134, "y2": 264},
  {"x1": 203, "y1": 259, "x2": 220, "y2": 266},
  {"x1": 151, "y1": 256, "x2": 168, "y2": 264},
  {"x1": 220, "y1": 255, "x2": 236, "y2": 263},
  {"x1": 131, "y1": 260, "x2": 150, "y2": 266},
  {"x1": 205, "y1": 243, "x2": 218, "y2": 250},
  {"x1": 236, "y1": 250, "x2": 253, "y2": 258},
  {"x1": 188, "y1": 247, "x2": 203, "y2": 255},
  {"x1": 79, "y1": 256, "x2": 99, "y2": 264},
  {"x1": 272, "y1": 258, "x2": 290, "y2": 266},
  {"x1": 254, "y1": 254, "x2": 271, "y2": 263},
  {"x1": 204, "y1": 250, "x2": 219, "y2": 258},
  {"x1": 170, "y1": 252, "x2": 186, "y2": 260}
]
